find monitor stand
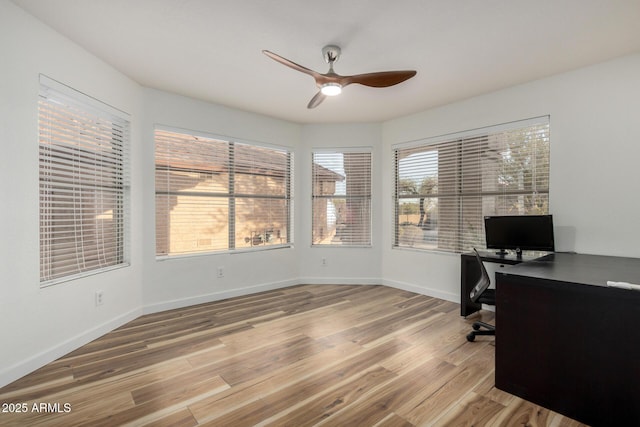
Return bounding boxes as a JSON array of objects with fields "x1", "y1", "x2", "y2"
[{"x1": 495, "y1": 249, "x2": 509, "y2": 257}]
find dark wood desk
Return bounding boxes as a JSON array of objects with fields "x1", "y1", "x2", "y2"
[
  {"x1": 460, "y1": 250, "x2": 542, "y2": 317},
  {"x1": 496, "y1": 253, "x2": 640, "y2": 426}
]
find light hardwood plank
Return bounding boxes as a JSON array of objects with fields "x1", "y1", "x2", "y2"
[{"x1": 0, "y1": 284, "x2": 587, "y2": 426}]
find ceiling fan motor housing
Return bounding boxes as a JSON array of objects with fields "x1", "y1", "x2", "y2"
[{"x1": 322, "y1": 45, "x2": 341, "y2": 64}]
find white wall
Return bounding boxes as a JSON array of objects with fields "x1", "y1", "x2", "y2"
[
  {"x1": 141, "y1": 89, "x2": 302, "y2": 312},
  {"x1": 298, "y1": 123, "x2": 383, "y2": 284},
  {"x1": 381, "y1": 53, "x2": 640, "y2": 300},
  {"x1": 0, "y1": 0, "x2": 144, "y2": 386}
]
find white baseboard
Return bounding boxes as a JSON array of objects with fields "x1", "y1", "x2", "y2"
[
  {"x1": 381, "y1": 278, "x2": 459, "y2": 303},
  {"x1": 142, "y1": 277, "x2": 459, "y2": 320},
  {"x1": 0, "y1": 308, "x2": 141, "y2": 389},
  {"x1": 297, "y1": 276, "x2": 380, "y2": 285},
  {"x1": 142, "y1": 278, "x2": 299, "y2": 315}
]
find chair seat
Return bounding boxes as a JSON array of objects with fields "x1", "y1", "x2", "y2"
[{"x1": 476, "y1": 288, "x2": 495, "y2": 305}]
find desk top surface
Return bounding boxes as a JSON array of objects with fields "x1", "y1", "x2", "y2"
[
  {"x1": 497, "y1": 252, "x2": 640, "y2": 288},
  {"x1": 462, "y1": 250, "x2": 548, "y2": 264}
]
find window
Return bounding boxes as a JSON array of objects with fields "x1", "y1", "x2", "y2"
[
  {"x1": 394, "y1": 117, "x2": 550, "y2": 253},
  {"x1": 39, "y1": 76, "x2": 130, "y2": 285},
  {"x1": 312, "y1": 150, "x2": 372, "y2": 246},
  {"x1": 155, "y1": 129, "x2": 293, "y2": 256}
]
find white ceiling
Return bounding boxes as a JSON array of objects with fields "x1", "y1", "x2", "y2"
[{"x1": 12, "y1": 0, "x2": 640, "y2": 124}]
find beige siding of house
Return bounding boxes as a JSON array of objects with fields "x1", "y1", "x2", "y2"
[{"x1": 156, "y1": 170, "x2": 289, "y2": 255}]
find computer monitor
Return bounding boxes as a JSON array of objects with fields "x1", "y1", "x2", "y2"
[{"x1": 484, "y1": 214, "x2": 555, "y2": 256}]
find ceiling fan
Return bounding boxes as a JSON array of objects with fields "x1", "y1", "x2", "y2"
[{"x1": 263, "y1": 45, "x2": 417, "y2": 109}]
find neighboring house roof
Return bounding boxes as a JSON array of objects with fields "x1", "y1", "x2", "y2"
[
  {"x1": 313, "y1": 163, "x2": 344, "y2": 182},
  {"x1": 156, "y1": 131, "x2": 344, "y2": 183},
  {"x1": 155, "y1": 131, "x2": 289, "y2": 178}
]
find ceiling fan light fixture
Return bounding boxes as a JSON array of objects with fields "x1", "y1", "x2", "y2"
[{"x1": 320, "y1": 83, "x2": 342, "y2": 96}]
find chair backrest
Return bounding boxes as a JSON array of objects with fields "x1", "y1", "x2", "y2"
[{"x1": 470, "y1": 248, "x2": 491, "y2": 302}]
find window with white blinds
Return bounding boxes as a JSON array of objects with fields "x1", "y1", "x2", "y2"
[
  {"x1": 155, "y1": 129, "x2": 293, "y2": 256},
  {"x1": 394, "y1": 117, "x2": 550, "y2": 253},
  {"x1": 312, "y1": 150, "x2": 372, "y2": 246},
  {"x1": 39, "y1": 77, "x2": 130, "y2": 285}
]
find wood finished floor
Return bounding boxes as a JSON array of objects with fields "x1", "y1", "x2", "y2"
[{"x1": 0, "y1": 284, "x2": 587, "y2": 427}]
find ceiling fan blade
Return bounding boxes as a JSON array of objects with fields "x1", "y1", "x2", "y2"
[
  {"x1": 262, "y1": 50, "x2": 321, "y2": 78},
  {"x1": 307, "y1": 91, "x2": 326, "y2": 109},
  {"x1": 342, "y1": 70, "x2": 417, "y2": 88}
]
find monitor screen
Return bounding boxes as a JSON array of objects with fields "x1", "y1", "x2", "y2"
[{"x1": 484, "y1": 215, "x2": 555, "y2": 253}]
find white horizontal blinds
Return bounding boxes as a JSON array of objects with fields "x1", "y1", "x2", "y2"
[
  {"x1": 155, "y1": 129, "x2": 292, "y2": 256},
  {"x1": 312, "y1": 151, "x2": 372, "y2": 246},
  {"x1": 395, "y1": 143, "x2": 448, "y2": 250},
  {"x1": 459, "y1": 123, "x2": 550, "y2": 251},
  {"x1": 233, "y1": 142, "x2": 292, "y2": 248},
  {"x1": 394, "y1": 118, "x2": 549, "y2": 253},
  {"x1": 39, "y1": 82, "x2": 130, "y2": 284},
  {"x1": 155, "y1": 130, "x2": 230, "y2": 255}
]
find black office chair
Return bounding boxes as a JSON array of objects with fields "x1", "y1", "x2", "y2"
[{"x1": 466, "y1": 248, "x2": 496, "y2": 342}]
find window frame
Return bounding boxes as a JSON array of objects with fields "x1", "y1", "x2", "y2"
[
  {"x1": 38, "y1": 75, "x2": 131, "y2": 286},
  {"x1": 393, "y1": 117, "x2": 550, "y2": 254},
  {"x1": 154, "y1": 126, "x2": 294, "y2": 258},
  {"x1": 311, "y1": 148, "x2": 372, "y2": 247}
]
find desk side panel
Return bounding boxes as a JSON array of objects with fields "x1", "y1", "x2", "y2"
[{"x1": 495, "y1": 272, "x2": 640, "y2": 426}]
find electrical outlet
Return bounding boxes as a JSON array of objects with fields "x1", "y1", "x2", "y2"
[
  {"x1": 95, "y1": 290, "x2": 104, "y2": 306},
  {"x1": 321, "y1": 257, "x2": 328, "y2": 267},
  {"x1": 217, "y1": 266, "x2": 224, "y2": 278}
]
